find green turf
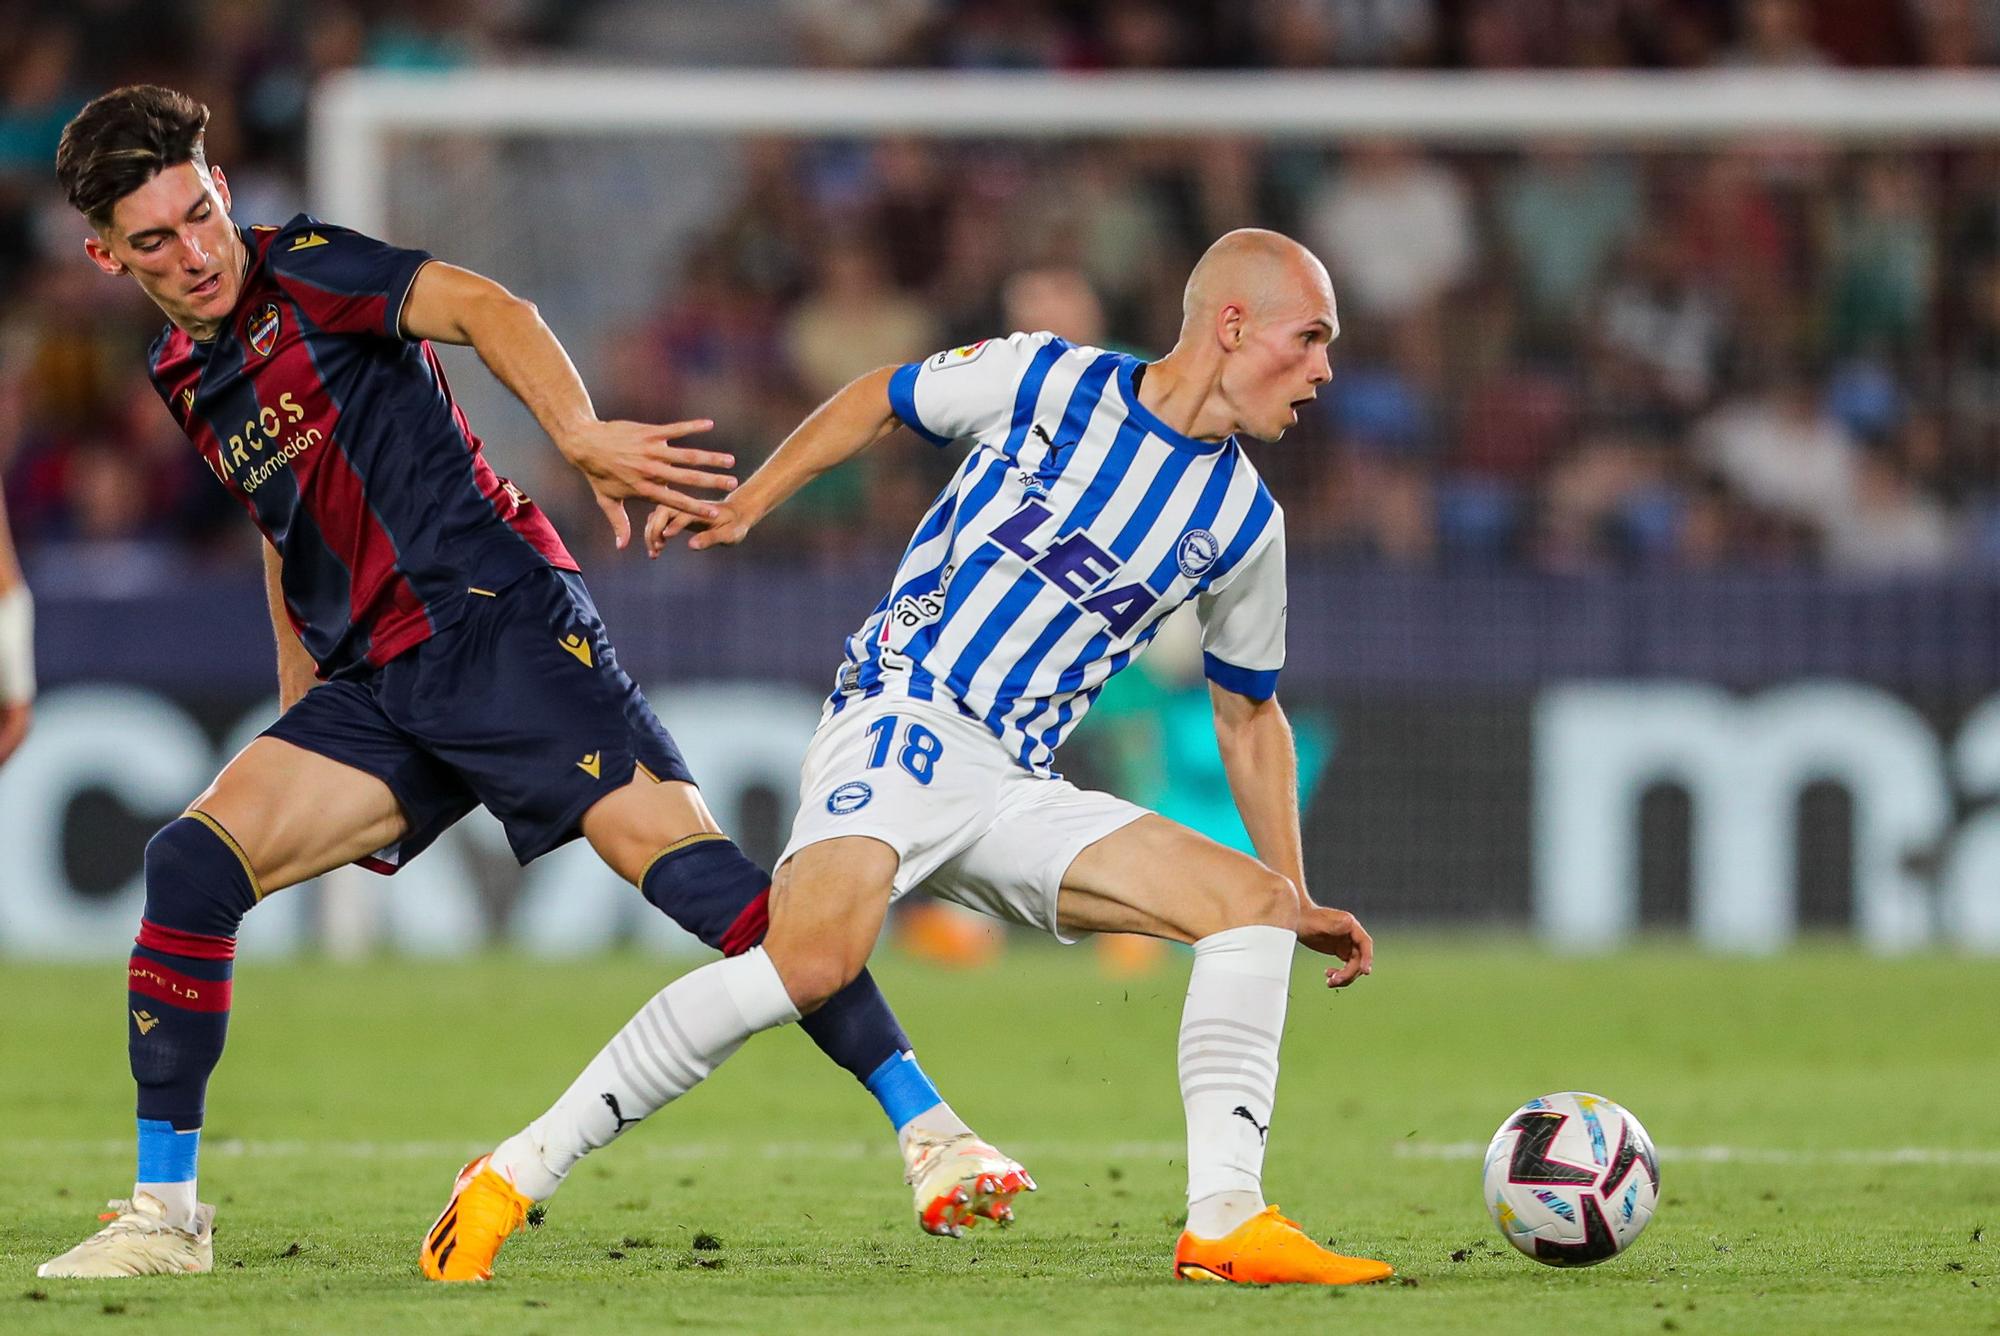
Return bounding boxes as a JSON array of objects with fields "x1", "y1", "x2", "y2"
[{"x1": 3, "y1": 940, "x2": 1997, "y2": 1334}]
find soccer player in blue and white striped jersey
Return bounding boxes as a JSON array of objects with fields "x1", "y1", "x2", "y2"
[{"x1": 449, "y1": 229, "x2": 1390, "y2": 1285}]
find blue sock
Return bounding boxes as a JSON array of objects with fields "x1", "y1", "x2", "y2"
[
  {"x1": 136, "y1": 1119, "x2": 200, "y2": 1186},
  {"x1": 639, "y1": 835, "x2": 945, "y2": 1130},
  {"x1": 865, "y1": 1051, "x2": 947, "y2": 1132}
]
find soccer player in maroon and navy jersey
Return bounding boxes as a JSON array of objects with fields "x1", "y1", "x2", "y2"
[{"x1": 37, "y1": 85, "x2": 1027, "y2": 1281}]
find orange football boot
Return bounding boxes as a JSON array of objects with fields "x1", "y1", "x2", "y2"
[
  {"x1": 1173, "y1": 1205, "x2": 1393, "y2": 1285},
  {"x1": 419, "y1": 1153, "x2": 532, "y2": 1281}
]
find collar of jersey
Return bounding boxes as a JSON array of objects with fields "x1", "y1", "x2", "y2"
[{"x1": 1115, "y1": 357, "x2": 1232, "y2": 455}]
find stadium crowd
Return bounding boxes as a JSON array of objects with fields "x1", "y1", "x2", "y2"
[{"x1": 7, "y1": 0, "x2": 2000, "y2": 582}]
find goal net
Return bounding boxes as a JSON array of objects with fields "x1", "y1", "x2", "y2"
[{"x1": 301, "y1": 70, "x2": 2000, "y2": 954}]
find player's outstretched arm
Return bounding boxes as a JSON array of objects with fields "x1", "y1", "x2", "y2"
[
  {"x1": 645, "y1": 365, "x2": 905, "y2": 557},
  {"x1": 398, "y1": 261, "x2": 737, "y2": 549},
  {"x1": 1210, "y1": 683, "x2": 1373, "y2": 988},
  {"x1": 261, "y1": 543, "x2": 318, "y2": 713},
  {"x1": 0, "y1": 477, "x2": 31, "y2": 764}
]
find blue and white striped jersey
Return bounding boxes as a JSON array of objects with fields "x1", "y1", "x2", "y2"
[{"x1": 825, "y1": 330, "x2": 1288, "y2": 777}]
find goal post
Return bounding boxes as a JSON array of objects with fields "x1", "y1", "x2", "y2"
[
  {"x1": 296, "y1": 67, "x2": 2000, "y2": 954},
  {"x1": 312, "y1": 68, "x2": 2000, "y2": 234}
]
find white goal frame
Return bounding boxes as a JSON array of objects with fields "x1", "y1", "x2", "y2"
[
  {"x1": 313, "y1": 68, "x2": 2000, "y2": 233},
  {"x1": 302, "y1": 67, "x2": 2000, "y2": 953}
]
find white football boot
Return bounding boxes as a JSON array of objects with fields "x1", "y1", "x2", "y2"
[
  {"x1": 905, "y1": 1132, "x2": 1036, "y2": 1237},
  {"x1": 37, "y1": 1192, "x2": 216, "y2": 1278}
]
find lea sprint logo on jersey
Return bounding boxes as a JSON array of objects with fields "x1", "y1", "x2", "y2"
[
  {"x1": 977, "y1": 497, "x2": 1169, "y2": 637},
  {"x1": 827, "y1": 781, "x2": 874, "y2": 815},
  {"x1": 929, "y1": 340, "x2": 989, "y2": 371},
  {"x1": 1176, "y1": 528, "x2": 1221, "y2": 579},
  {"x1": 248, "y1": 302, "x2": 282, "y2": 357}
]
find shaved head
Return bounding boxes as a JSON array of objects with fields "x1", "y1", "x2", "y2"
[
  {"x1": 1181, "y1": 228, "x2": 1337, "y2": 337},
  {"x1": 1140, "y1": 228, "x2": 1339, "y2": 443}
]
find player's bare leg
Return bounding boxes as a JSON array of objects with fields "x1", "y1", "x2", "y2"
[
  {"x1": 1056, "y1": 815, "x2": 1392, "y2": 1286},
  {"x1": 575, "y1": 772, "x2": 724, "y2": 880},
  {"x1": 186, "y1": 738, "x2": 413, "y2": 887},
  {"x1": 40, "y1": 741, "x2": 408, "y2": 1278}
]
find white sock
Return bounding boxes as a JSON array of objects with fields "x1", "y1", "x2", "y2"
[
  {"x1": 134, "y1": 1179, "x2": 198, "y2": 1232},
  {"x1": 490, "y1": 947, "x2": 800, "y2": 1201},
  {"x1": 897, "y1": 1102, "x2": 975, "y2": 1158},
  {"x1": 1178, "y1": 923, "x2": 1295, "y2": 1239}
]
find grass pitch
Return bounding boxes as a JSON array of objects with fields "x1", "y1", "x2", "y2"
[{"x1": 4, "y1": 939, "x2": 1997, "y2": 1335}]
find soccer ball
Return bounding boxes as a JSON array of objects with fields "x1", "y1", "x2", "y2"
[{"x1": 1482, "y1": 1091, "x2": 1660, "y2": 1266}]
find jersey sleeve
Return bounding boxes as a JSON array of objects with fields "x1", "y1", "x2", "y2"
[
  {"x1": 887, "y1": 331, "x2": 1067, "y2": 448},
  {"x1": 1195, "y1": 514, "x2": 1288, "y2": 701},
  {"x1": 262, "y1": 216, "x2": 433, "y2": 340}
]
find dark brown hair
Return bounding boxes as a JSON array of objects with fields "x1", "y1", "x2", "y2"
[{"x1": 55, "y1": 85, "x2": 211, "y2": 229}]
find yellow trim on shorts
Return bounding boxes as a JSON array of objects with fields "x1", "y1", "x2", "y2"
[
  {"x1": 634, "y1": 761, "x2": 660, "y2": 784},
  {"x1": 638, "y1": 831, "x2": 729, "y2": 885},
  {"x1": 185, "y1": 809, "x2": 269, "y2": 902},
  {"x1": 468, "y1": 586, "x2": 497, "y2": 597}
]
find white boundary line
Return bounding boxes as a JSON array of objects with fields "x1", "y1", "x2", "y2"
[
  {"x1": 10, "y1": 1138, "x2": 1184, "y2": 1162},
  {"x1": 1398, "y1": 1141, "x2": 2000, "y2": 1167},
  {"x1": 15, "y1": 1137, "x2": 2000, "y2": 1167}
]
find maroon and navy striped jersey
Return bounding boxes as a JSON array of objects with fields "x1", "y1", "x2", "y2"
[{"x1": 147, "y1": 215, "x2": 578, "y2": 678}]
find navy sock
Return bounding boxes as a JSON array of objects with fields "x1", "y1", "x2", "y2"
[
  {"x1": 130, "y1": 816, "x2": 259, "y2": 1185},
  {"x1": 640, "y1": 835, "x2": 943, "y2": 1128}
]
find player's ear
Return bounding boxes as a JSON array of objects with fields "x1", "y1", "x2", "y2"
[
  {"x1": 1217, "y1": 302, "x2": 1245, "y2": 352},
  {"x1": 83, "y1": 235, "x2": 124, "y2": 277},
  {"x1": 209, "y1": 164, "x2": 232, "y2": 213}
]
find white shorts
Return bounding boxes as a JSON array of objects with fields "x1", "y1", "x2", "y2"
[{"x1": 777, "y1": 694, "x2": 1148, "y2": 942}]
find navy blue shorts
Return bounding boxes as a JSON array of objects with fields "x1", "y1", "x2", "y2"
[{"x1": 263, "y1": 567, "x2": 693, "y2": 872}]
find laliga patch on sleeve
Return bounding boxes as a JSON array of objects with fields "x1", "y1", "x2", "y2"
[{"x1": 929, "y1": 340, "x2": 990, "y2": 371}]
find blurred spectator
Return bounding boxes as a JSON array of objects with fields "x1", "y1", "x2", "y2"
[
  {"x1": 776, "y1": 236, "x2": 940, "y2": 539},
  {"x1": 1720, "y1": 0, "x2": 1831, "y2": 67},
  {"x1": 1498, "y1": 145, "x2": 1640, "y2": 331},
  {"x1": 1000, "y1": 265, "x2": 1110, "y2": 346},
  {"x1": 1912, "y1": 0, "x2": 2000, "y2": 68},
  {"x1": 1694, "y1": 361, "x2": 1859, "y2": 538},
  {"x1": 1825, "y1": 157, "x2": 1934, "y2": 358},
  {"x1": 1589, "y1": 228, "x2": 1729, "y2": 426},
  {"x1": 783, "y1": 235, "x2": 940, "y2": 399},
  {"x1": 787, "y1": 0, "x2": 940, "y2": 67},
  {"x1": 0, "y1": 20, "x2": 82, "y2": 174},
  {"x1": 1304, "y1": 140, "x2": 1475, "y2": 320},
  {"x1": 1822, "y1": 448, "x2": 1959, "y2": 572},
  {"x1": 1304, "y1": 139, "x2": 1474, "y2": 391}
]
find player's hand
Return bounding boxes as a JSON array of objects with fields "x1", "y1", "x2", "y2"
[
  {"x1": 0, "y1": 700, "x2": 30, "y2": 766},
  {"x1": 1299, "y1": 903, "x2": 1373, "y2": 988},
  {"x1": 560, "y1": 418, "x2": 736, "y2": 550},
  {"x1": 643, "y1": 500, "x2": 753, "y2": 558}
]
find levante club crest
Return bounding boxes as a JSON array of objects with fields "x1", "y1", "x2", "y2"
[{"x1": 248, "y1": 303, "x2": 282, "y2": 357}]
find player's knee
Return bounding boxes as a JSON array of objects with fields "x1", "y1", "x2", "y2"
[
  {"x1": 143, "y1": 816, "x2": 260, "y2": 938},
  {"x1": 771, "y1": 946, "x2": 865, "y2": 1015},
  {"x1": 1224, "y1": 867, "x2": 1299, "y2": 935}
]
